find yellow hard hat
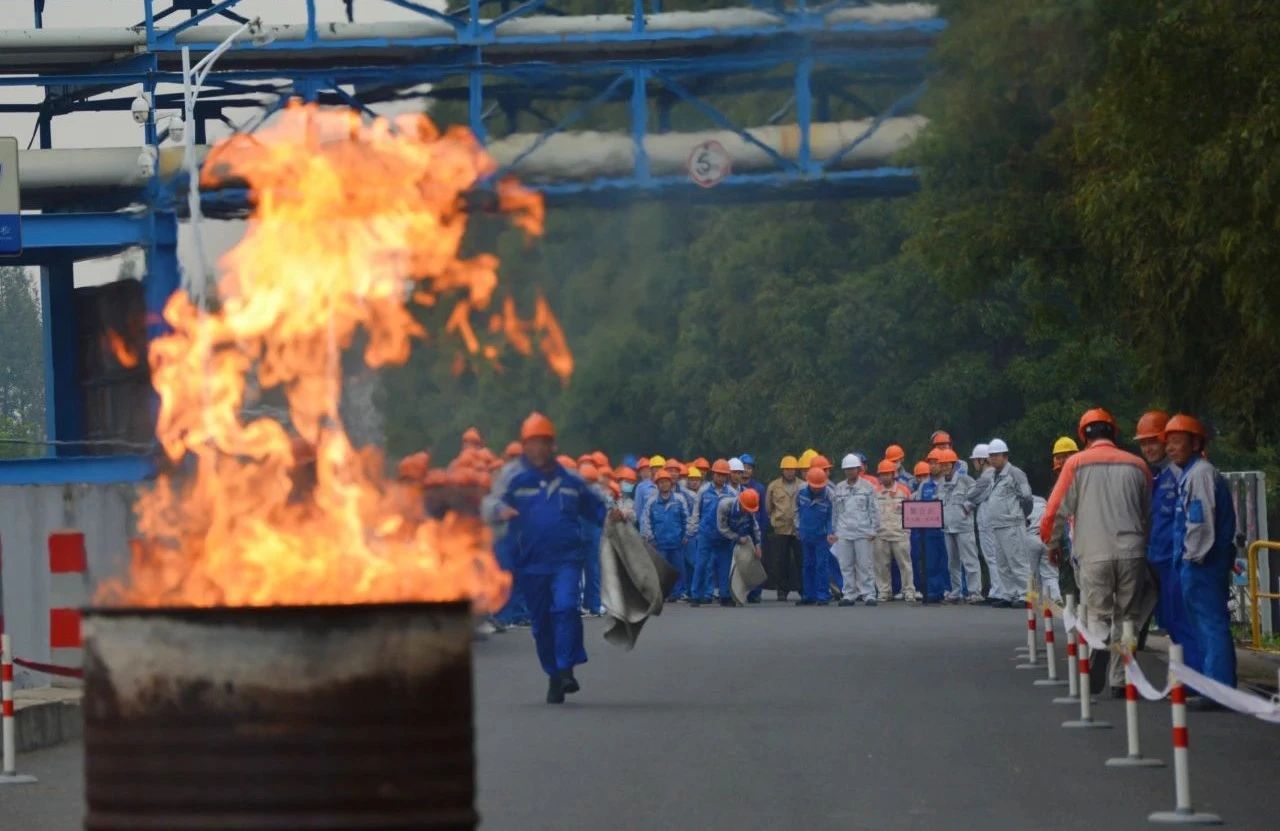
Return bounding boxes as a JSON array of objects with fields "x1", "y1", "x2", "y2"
[
  {"x1": 797, "y1": 449, "x2": 818, "y2": 468},
  {"x1": 780, "y1": 454, "x2": 800, "y2": 470},
  {"x1": 687, "y1": 466, "x2": 703, "y2": 479},
  {"x1": 649, "y1": 455, "x2": 667, "y2": 469},
  {"x1": 1052, "y1": 436, "x2": 1079, "y2": 455}
]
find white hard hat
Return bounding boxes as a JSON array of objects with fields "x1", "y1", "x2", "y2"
[
  {"x1": 987, "y1": 438, "x2": 1010, "y2": 454},
  {"x1": 841, "y1": 453, "x2": 863, "y2": 469},
  {"x1": 970, "y1": 443, "x2": 990, "y2": 460},
  {"x1": 728, "y1": 457, "x2": 745, "y2": 472}
]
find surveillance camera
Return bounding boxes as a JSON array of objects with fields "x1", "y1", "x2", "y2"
[
  {"x1": 137, "y1": 146, "x2": 158, "y2": 177},
  {"x1": 166, "y1": 116, "x2": 186, "y2": 144},
  {"x1": 131, "y1": 93, "x2": 152, "y2": 125}
]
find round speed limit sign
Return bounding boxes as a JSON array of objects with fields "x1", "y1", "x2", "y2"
[{"x1": 687, "y1": 140, "x2": 732, "y2": 188}]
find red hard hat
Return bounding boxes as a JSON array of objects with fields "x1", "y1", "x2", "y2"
[
  {"x1": 520, "y1": 412, "x2": 555, "y2": 441},
  {"x1": 885, "y1": 444, "x2": 906, "y2": 463},
  {"x1": 876, "y1": 459, "x2": 897, "y2": 475},
  {"x1": 1134, "y1": 410, "x2": 1171, "y2": 442},
  {"x1": 913, "y1": 461, "x2": 931, "y2": 478},
  {"x1": 1077, "y1": 407, "x2": 1118, "y2": 443},
  {"x1": 930, "y1": 430, "x2": 952, "y2": 446},
  {"x1": 738, "y1": 489, "x2": 760, "y2": 513},
  {"x1": 504, "y1": 441, "x2": 522, "y2": 459},
  {"x1": 711, "y1": 458, "x2": 732, "y2": 475},
  {"x1": 806, "y1": 467, "x2": 828, "y2": 488},
  {"x1": 1164, "y1": 413, "x2": 1207, "y2": 439},
  {"x1": 692, "y1": 457, "x2": 711, "y2": 471}
]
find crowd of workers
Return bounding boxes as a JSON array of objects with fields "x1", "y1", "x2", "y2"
[{"x1": 460, "y1": 408, "x2": 1236, "y2": 705}]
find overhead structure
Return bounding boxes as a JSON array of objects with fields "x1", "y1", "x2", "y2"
[{"x1": 0, "y1": 0, "x2": 943, "y2": 483}]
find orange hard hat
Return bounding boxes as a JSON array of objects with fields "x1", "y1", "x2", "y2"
[
  {"x1": 925, "y1": 448, "x2": 944, "y2": 462},
  {"x1": 616, "y1": 466, "x2": 637, "y2": 483},
  {"x1": 608, "y1": 480, "x2": 621, "y2": 499},
  {"x1": 556, "y1": 454, "x2": 578, "y2": 471},
  {"x1": 937, "y1": 449, "x2": 960, "y2": 464},
  {"x1": 812, "y1": 454, "x2": 832, "y2": 471},
  {"x1": 636, "y1": 457, "x2": 651, "y2": 470},
  {"x1": 739, "y1": 489, "x2": 760, "y2": 513},
  {"x1": 654, "y1": 469, "x2": 673, "y2": 483},
  {"x1": 396, "y1": 451, "x2": 429, "y2": 482},
  {"x1": 1077, "y1": 407, "x2": 1118, "y2": 443},
  {"x1": 592, "y1": 450, "x2": 610, "y2": 469},
  {"x1": 711, "y1": 458, "x2": 732, "y2": 475},
  {"x1": 1134, "y1": 410, "x2": 1171, "y2": 442},
  {"x1": 876, "y1": 459, "x2": 897, "y2": 475},
  {"x1": 520, "y1": 411, "x2": 555, "y2": 441},
  {"x1": 579, "y1": 462, "x2": 599, "y2": 483},
  {"x1": 806, "y1": 467, "x2": 828, "y2": 488},
  {"x1": 599, "y1": 466, "x2": 614, "y2": 480},
  {"x1": 885, "y1": 444, "x2": 906, "y2": 463},
  {"x1": 676, "y1": 462, "x2": 688, "y2": 476},
  {"x1": 913, "y1": 461, "x2": 932, "y2": 478},
  {"x1": 692, "y1": 457, "x2": 711, "y2": 471},
  {"x1": 577, "y1": 454, "x2": 594, "y2": 466},
  {"x1": 504, "y1": 441, "x2": 522, "y2": 459},
  {"x1": 665, "y1": 458, "x2": 681, "y2": 471},
  {"x1": 930, "y1": 430, "x2": 952, "y2": 446},
  {"x1": 1164, "y1": 413, "x2": 1207, "y2": 439},
  {"x1": 462, "y1": 426, "x2": 483, "y2": 444}
]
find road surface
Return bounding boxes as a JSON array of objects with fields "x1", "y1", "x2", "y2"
[{"x1": 7, "y1": 600, "x2": 1280, "y2": 829}]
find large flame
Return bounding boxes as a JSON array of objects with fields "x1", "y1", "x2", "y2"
[{"x1": 103, "y1": 103, "x2": 562, "y2": 609}]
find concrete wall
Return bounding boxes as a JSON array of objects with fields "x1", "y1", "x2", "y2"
[{"x1": 0, "y1": 483, "x2": 135, "y2": 689}]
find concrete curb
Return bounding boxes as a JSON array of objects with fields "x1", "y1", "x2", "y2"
[{"x1": 14, "y1": 688, "x2": 83, "y2": 753}]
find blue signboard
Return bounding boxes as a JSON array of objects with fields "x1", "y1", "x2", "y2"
[{"x1": 0, "y1": 137, "x2": 21, "y2": 256}]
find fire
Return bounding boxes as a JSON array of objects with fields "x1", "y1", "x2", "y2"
[
  {"x1": 102, "y1": 103, "x2": 566, "y2": 609},
  {"x1": 105, "y1": 328, "x2": 139, "y2": 369}
]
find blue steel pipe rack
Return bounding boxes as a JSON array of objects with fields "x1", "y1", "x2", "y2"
[{"x1": 1, "y1": 0, "x2": 942, "y2": 483}]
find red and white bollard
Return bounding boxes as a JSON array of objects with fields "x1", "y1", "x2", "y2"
[
  {"x1": 1148, "y1": 644, "x2": 1222, "y2": 824},
  {"x1": 1016, "y1": 601, "x2": 1039, "y2": 670},
  {"x1": 1034, "y1": 601, "x2": 1066, "y2": 687},
  {"x1": 47, "y1": 531, "x2": 87, "y2": 685},
  {"x1": 1053, "y1": 594, "x2": 1080, "y2": 704},
  {"x1": 1106, "y1": 620, "x2": 1163, "y2": 768},
  {"x1": 0, "y1": 634, "x2": 36, "y2": 785},
  {"x1": 1063, "y1": 603, "x2": 1111, "y2": 729}
]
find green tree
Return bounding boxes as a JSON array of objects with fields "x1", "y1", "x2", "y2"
[{"x1": 0, "y1": 266, "x2": 45, "y2": 458}]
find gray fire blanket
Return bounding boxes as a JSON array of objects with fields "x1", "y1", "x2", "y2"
[
  {"x1": 599, "y1": 520, "x2": 677, "y2": 650},
  {"x1": 729, "y1": 539, "x2": 768, "y2": 605}
]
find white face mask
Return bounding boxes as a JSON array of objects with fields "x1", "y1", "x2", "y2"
[{"x1": 621, "y1": 482, "x2": 635, "y2": 496}]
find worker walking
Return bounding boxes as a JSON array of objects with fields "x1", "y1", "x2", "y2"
[
  {"x1": 936, "y1": 448, "x2": 982, "y2": 603},
  {"x1": 832, "y1": 454, "x2": 881, "y2": 606},
  {"x1": 692, "y1": 459, "x2": 737, "y2": 606},
  {"x1": 766, "y1": 455, "x2": 804, "y2": 601},
  {"x1": 1165, "y1": 414, "x2": 1238, "y2": 693},
  {"x1": 641, "y1": 468, "x2": 690, "y2": 602},
  {"x1": 483, "y1": 413, "x2": 613, "y2": 704},
  {"x1": 795, "y1": 466, "x2": 836, "y2": 605},
  {"x1": 874, "y1": 459, "x2": 916, "y2": 603},
  {"x1": 976, "y1": 438, "x2": 1032, "y2": 607},
  {"x1": 1041, "y1": 408, "x2": 1152, "y2": 696}
]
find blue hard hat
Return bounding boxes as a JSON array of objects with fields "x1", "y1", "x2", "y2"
[
  {"x1": 740, "y1": 453, "x2": 755, "y2": 466},
  {"x1": 622, "y1": 454, "x2": 638, "y2": 469}
]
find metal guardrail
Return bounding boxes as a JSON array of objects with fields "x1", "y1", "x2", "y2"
[{"x1": 1247, "y1": 541, "x2": 1280, "y2": 650}]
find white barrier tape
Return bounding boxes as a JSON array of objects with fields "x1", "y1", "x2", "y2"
[
  {"x1": 1124, "y1": 653, "x2": 1173, "y2": 701},
  {"x1": 1168, "y1": 660, "x2": 1280, "y2": 722}
]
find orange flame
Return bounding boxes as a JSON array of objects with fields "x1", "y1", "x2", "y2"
[
  {"x1": 102, "y1": 103, "x2": 563, "y2": 609},
  {"x1": 105, "y1": 329, "x2": 139, "y2": 369}
]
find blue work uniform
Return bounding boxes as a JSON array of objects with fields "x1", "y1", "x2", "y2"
[
  {"x1": 1147, "y1": 462, "x2": 1199, "y2": 666},
  {"x1": 911, "y1": 478, "x2": 950, "y2": 602},
  {"x1": 711, "y1": 495, "x2": 762, "y2": 599},
  {"x1": 493, "y1": 530, "x2": 530, "y2": 626},
  {"x1": 633, "y1": 478, "x2": 657, "y2": 530},
  {"x1": 579, "y1": 482, "x2": 610, "y2": 614},
  {"x1": 694, "y1": 481, "x2": 737, "y2": 601},
  {"x1": 795, "y1": 485, "x2": 835, "y2": 602},
  {"x1": 745, "y1": 478, "x2": 770, "y2": 601},
  {"x1": 483, "y1": 458, "x2": 607, "y2": 678},
  {"x1": 642, "y1": 490, "x2": 690, "y2": 600},
  {"x1": 675, "y1": 485, "x2": 699, "y2": 599}
]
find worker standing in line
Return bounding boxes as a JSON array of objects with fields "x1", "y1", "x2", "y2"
[
  {"x1": 677, "y1": 466, "x2": 704, "y2": 600},
  {"x1": 809, "y1": 455, "x2": 842, "y2": 597},
  {"x1": 977, "y1": 438, "x2": 1033, "y2": 608},
  {"x1": 930, "y1": 430, "x2": 968, "y2": 476},
  {"x1": 482, "y1": 413, "x2": 613, "y2": 704},
  {"x1": 1047, "y1": 437, "x2": 1080, "y2": 600},
  {"x1": 634, "y1": 456, "x2": 659, "y2": 528},
  {"x1": 1024, "y1": 494, "x2": 1061, "y2": 603},
  {"x1": 641, "y1": 468, "x2": 690, "y2": 601},
  {"x1": 766, "y1": 455, "x2": 804, "y2": 602},
  {"x1": 967, "y1": 443, "x2": 1001, "y2": 602},
  {"x1": 911, "y1": 460, "x2": 950, "y2": 602},
  {"x1": 795, "y1": 466, "x2": 836, "y2": 606},
  {"x1": 713, "y1": 489, "x2": 764, "y2": 606},
  {"x1": 936, "y1": 448, "x2": 983, "y2": 604},
  {"x1": 1165, "y1": 414, "x2": 1238, "y2": 693},
  {"x1": 832, "y1": 454, "x2": 881, "y2": 606},
  {"x1": 1041, "y1": 408, "x2": 1152, "y2": 696},
  {"x1": 615, "y1": 466, "x2": 638, "y2": 521},
  {"x1": 885, "y1": 444, "x2": 915, "y2": 490},
  {"x1": 577, "y1": 462, "x2": 608, "y2": 617},
  {"x1": 692, "y1": 459, "x2": 737, "y2": 606},
  {"x1": 462, "y1": 426, "x2": 486, "y2": 452},
  {"x1": 740, "y1": 454, "x2": 770, "y2": 604},
  {"x1": 874, "y1": 459, "x2": 917, "y2": 603}
]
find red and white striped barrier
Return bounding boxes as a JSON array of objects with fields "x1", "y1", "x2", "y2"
[
  {"x1": 1015, "y1": 602, "x2": 1039, "y2": 670},
  {"x1": 1034, "y1": 600, "x2": 1066, "y2": 688},
  {"x1": 0, "y1": 634, "x2": 36, "y2": 785},
  {"x1": 1105, "y1": 620, "x2": 1163, "y2": 769},
  {"x1": 1052, "y1": 594, "x2": 1080, "y2": 704},
  {"x1": 1148, "y1": 644, "x2": 1221, "y2": 825},
  {"x1": 1062, "y1": 603, "x2": 1111, "y2": 730},
  {"x1": 47, "y1": 531, "x2": 86, "y2": 684}
]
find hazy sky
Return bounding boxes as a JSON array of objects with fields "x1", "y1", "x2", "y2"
[{"x1": 0, "y1": 1, "x2": 443, "y2": 287}]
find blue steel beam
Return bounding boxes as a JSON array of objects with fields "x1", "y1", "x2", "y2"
[{"x1": 0, "y1": 455, "x2": 156, "y2": 486}]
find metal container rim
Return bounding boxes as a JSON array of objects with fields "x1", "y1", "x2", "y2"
[{"x1": 80, "y1": 599, "x2": 473, "y2": 618}]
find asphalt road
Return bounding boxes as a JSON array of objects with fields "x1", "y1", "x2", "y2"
[{"x1": 7, "y1": 600, "x2": 1280, "y2": 829}]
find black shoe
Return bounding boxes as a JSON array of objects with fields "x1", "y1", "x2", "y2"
[
  {"x1": 1109, "y1": 685, "x2": 1126, "y2": 700},
  {"x1": 690, "y1": 599, "x2": 703, "y2": 607},
  {"x1": 562, "y1": 670, "x2": 580, "y2": 695},
  {"x1": 795, "y1": 599, "x2": 813, "y2": 606},
  {"x1": 720, "y1": 598, "x2": 735, "y2": 607},
  {"x1": 747, "y1": 595, "x2": 762, "y2": 604},
  {"x1": 777, "y1": 591, "x2": 789, "y2": 602},
  {"x1": 838, "y1": 599, "x2": 855, "y2": 607},
  {"x1": 546, "y1": 674, "x2": 565, "y2": 704},
  {"x1": 992, "y1": 599, "x2": 1012, "y2": 609},
  {"x1": 1088, "y1": 650, "x2": 1110, "y2": 696}
]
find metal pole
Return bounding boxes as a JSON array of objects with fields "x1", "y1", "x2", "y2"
[
  {"x1": 1148, "y1": 644, "x2": 1222, "y2": 824},
  {"x1": 1107, "y1": 620, "x2": 1163, "y2": 768}
]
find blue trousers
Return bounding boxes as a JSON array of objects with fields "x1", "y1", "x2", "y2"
[
  {"x1": 518, "y1": 566, "x2": 588, "y2": 677},
  {"x1": 711, "y1": 539, "x2": 734, "y2": 598},
  {"x1": 801, "y1": 537, "x2": 831, "y2": 602},
  {"x1": 493, "y1": 538, "x2": 529, "y2": 625},
  {"x1": 580, "y1": 529, "x2": 602, "y2": 613},
  {"x1": 678, "y1": 539, "x2": 697, "y2": 598},
  {"x1": 1179, "y1": 552, "x2": 1237, "y2": 687},
  {"x1": 657, "y1": 545, "x2": 684, "y2": 599},
  {"x1": 829, "y1": 551, "x2": 843, "y2": 592},
  {"x1": 911, "y1": 530, "x2": 949, "y2": 601},
  {"x1": 693, "y1": 535, "x2": 719, "y2": 600},
  {"x1": 1151, "y1": 557, "x2": 1202, "y2": 672}
]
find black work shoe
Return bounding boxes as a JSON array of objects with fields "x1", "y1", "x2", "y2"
[
  {"x1": 1088, "y1": 651, "x2": 1110, "y2": 696},
  {"x1": 720, "y1": 598, "x2": 735, "y2": 607},
  {"x1": 795, "y1": 599, "x2": 813, "y2": 606},
  {"x1": 992, "y1": 599, "x2": 1012, "y2": 608},
  {"x1": 562, "y1": 670, "x2": 580, "y2": 695},
  {"x1": 838, "y1": 599, "x2": 855, "y2": 607},
  {"x1": 747, "y1": 595, "x2": 761, "y2": 604},
  {"x1": 546, "y1": 674, "x2": 565, "y2": 704},
  {"x1": 1110, "y1": 685, "x2": 1126, "y2": 700},
  {"x1": 690, "y1": 599, "x2": 702, "y2": 607}
]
